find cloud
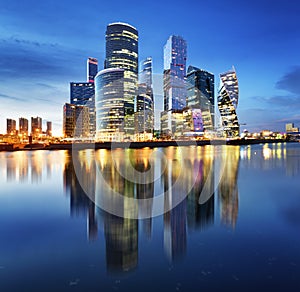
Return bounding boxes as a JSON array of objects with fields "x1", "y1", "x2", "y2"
[
  {"x1": 253, "y1": 94, "x2": 300, "y2": 109},
  {"x1": 0, "y1": 93, "x2": 26, "y2": 102},
  {"x1": 0, "y1": 37, "x2": 86, "y2": 83},
  {"x1": 276, "y1": 66, "x2": 300, "y2": 95}
]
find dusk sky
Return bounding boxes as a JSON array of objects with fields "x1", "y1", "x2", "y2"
[{"x1": 1, "y1": 0, "x2": 300, "y2": 135}]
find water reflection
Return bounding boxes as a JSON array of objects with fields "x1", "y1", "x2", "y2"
[
  {"x1": 4, "y1": 144, "x2": 299, "y2": 274},
  {"x1": 218, "y1": 146, "x2": 240, "y2": 228},
  {"x1": 240, "y1": 143, "x2": 300, "y2": 176},
  {"x1": 63, "y1": 153, "x2": 98, "y2": 241}
]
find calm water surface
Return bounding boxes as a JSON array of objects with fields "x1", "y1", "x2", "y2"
[{"x1": 0, "y1": 143, "x2": 299, "y2": 291}]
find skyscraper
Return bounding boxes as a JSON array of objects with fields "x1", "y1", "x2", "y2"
[
  {"x1": 19, "y1": 118, "x2": 29, "y2": 136},
  {"x1": 186, "y1": 66, "x2": 215, "y2": 131},
  {"x1": 63, "y1": 103, "x2": 90, "y2": 138},
  {"x1": 163, "y1": 35, "x2": 187, "y2": 111},
  {"x1": 104, "y1": 22, "x2": 138, "y2": 137},
  {"x1": 217, "y1": 67, "x2": 239, "y2": 138},
  {"x1": 95, "y1": 68, "x2": 125, "y2": 141},
  {"x1": 31, "y1": 117, "x2": 42, "y2": 137},
  {"x1": 87, "y1": 57, "x2": 98, "y2": 83},
  {"x1": 134, "y1": 84, "x2": 154, "y2": 140},
  {"x1": 161, "y1": 35, "x2": 187, "y2": 137},
  {"x1": 140, "y1": 57, "x2": 153, "y2": 90},
  {"x1": 7, "y1": 119, "x2": 16, "y2": 135},
  {"x1": 134, "y1": 57, "x2": 154, "y2": 140},
  {"x1": 46, "y1": 121, "x2": 52, "y2": 136},
  {"x1": 70, "y1": 82, "x2": 95, "y2": 137}
]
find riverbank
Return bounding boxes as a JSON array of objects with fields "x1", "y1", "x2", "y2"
[{"x1": 0, "y1": 138, "x2": 292, "y2": 151}]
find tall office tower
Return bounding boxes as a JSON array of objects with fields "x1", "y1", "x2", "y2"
[
  {"x1": 95, "y1": 68, "x2": 125, "y2": 141},
  {"x1": 46, "y1": 121, "x2": 52, "y2": 136},
  {"x1": 19, "y1": 118, "x2": 29, "y2": 136},
  {"x1": 134, "y1": 84, "x2": 154, "y2": 141},
  {"x1": 163, "y1": 35, "x2": 187, "y2": 111},
  {"x1": 140, "y1": 57, "x2": 153, "y2": 90},
  {"x1": 104, "y1": 22, "x2": 138, "y2": 137},
  {"x1": 70, "y1": 82, "x2": 95, "y2": 137},
  {"x1": 7, "y1": 119, "x2": 17, "y2": 135},
  {"x1": 63, "y1": 103, "x2": 90, "y2": 138},
  {"x1": 217, "y1": 67, "x2": 240, "y2": 138},
  {"x1": 31, "y1": 117, "x2": 42, "y2": 137},
  {"x1": 134, "y1": 57, "x2": 154, "y2": 140},
  {"x1": 161, "y1": 35, "x2": 187, "y2": 137},
  {"x1": 186, "y1": 66, "x2": 215, "y2": 132},
  {"x1": 87, "y1": 57, "x2": 98, "y2": 83}
]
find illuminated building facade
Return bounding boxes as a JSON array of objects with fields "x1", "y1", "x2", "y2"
[
  {"x1": 134, "y1": 84, "x2": 153, "y2": 140},
  {"x1": 161, "y1": 35, "x2": 187, "y2": 137},
  {"x1": 134, "y1": 57, "x2": 154, "y2": 140},
  {"x1": 105, "y1": 22, "x2": 138, "y2": 137},
  {"x1": 19, "y1": 118, "x2": 29, "y2": 136},
  {"x1": 70, "y1": 82, "x2": 95, "y2": 137},
  {"x1": 95, "y1": 68, "x2": 125, "y2": 141},
  {"x1": 186, "y1": 66, "x2": 215, "y2": 131},
  {"x1": 182, "y1": 108, "x2": 204, "y2": 136},
  {"x1": 161, "y1": 110, "x2": 184, "y2": 138},
  {"x1": 46, "y1": 121, "x2": 52, "y2": 136},
  {"x1": 87, "y1": 57, "x2": 98, "y2": 83},
  {"x1": 63, "y1": 103, "x2": 90, "y2": 138},
  {"x1": 286, "y1": 123, "x2": 299, "y2": 133},
  {"x1": 31, "y1": 116, "x2": 42, "y2": 137},
  {"x1": 217, "y1": 67, "x2": 240, "y2": 137},
  {"x1": 7, "y1": 119, "x2": 16, "y2": 135}
]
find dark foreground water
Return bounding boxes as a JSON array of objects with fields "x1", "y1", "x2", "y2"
[{"x1": 0, "y1": 143, "x2": 299, "y2": 291}]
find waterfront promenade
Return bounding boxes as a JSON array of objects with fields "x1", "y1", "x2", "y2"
[{"x1": 0, "y1": 138, "x2": 290, "y2": 151}]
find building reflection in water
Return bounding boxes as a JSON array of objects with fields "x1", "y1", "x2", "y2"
[
  {"x1": 1, "y1": 145, "x2": 244, "y2": 272},
  {"x1": 63, "y1": 151, "x2": 98, "y2": 241},
  {"x1": 162, "y1": 147, "x2": 186, "y2": 262},
  {"x1": 162, "y1": 146, "x2": 217, "y2": 261},
  {"x1": 3, "y1": 144, "x2": 300, "y2": 273},
  {"x1": 133, "y1": 150, "x2": 154, "y2": 239},
  {"x1": 99, "y1": 150, "x2": 139, "y2": 274},
  {"x1": 4, "y1": 151, "x2": 52, "y2": 184},
  {"x1": 186, "y1": 147, "x2": 215, "y2": 231},
  {"x1": 218, "y1": 146, "x2": 240, "y2": 229}
]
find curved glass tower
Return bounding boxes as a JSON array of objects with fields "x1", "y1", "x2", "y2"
[
  {"x1": 105, "y1": 22, "x2": 138, "y2": 137},
  {"x1": 95, "y1": 68, "x2": 125, "y2": 141},
  {"x1": 217, "y1": 68, "x2": 240, "y2": 138}
]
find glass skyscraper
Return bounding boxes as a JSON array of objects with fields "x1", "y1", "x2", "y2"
[
  {"x1": 186, "y1": 66, "x2": 215, "y2": 131},
  {"x1": 95, "y1": 68, "x2": 125, "y2": 141},
  {"x1": 87, "y1": 57, "x2": 98, "y2": 83},
  {"x1": 161, "y1": 35, "x2": 187, "y2": 137},
  {"x1": 163, "y1": 35, "x2": 187, "y2": 111},
  {"x1": 104, "y1": 22, "x2": 138, "y2": 137},
  {"x1": 70, "y1": 82, "x2": 96, "y2": 137},
  {"x1": 134, "y1": 57, "x2": 154, "y2": 140},
  {"x1": 140, "y1": 57, "x2": 153, "y2": 90},
  {"x1": 63, "y1": 103, "x2": 90, "y2": 138},
  {"x1": 134, "y1": 84, "x2": 153, "y2": 140},
  {"x1": 217, "y1": 67, "x2": 239, "y2": 138}
]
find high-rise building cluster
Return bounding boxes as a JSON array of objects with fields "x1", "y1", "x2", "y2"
[
  {"x1": 61, "y1": 22, "x2": 240, "y2": 141},
  {"x1": 3, "y1": 117, "x2": 52, "y2": 143}
]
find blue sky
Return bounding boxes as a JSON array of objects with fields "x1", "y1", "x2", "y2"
[{"x1": 1, "y1": 0, "x2": 300, "y2": 135}]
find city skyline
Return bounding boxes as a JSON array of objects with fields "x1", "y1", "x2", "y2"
[{"x1": 1, "y1": 0, "x2": 300, "y2": 135}]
